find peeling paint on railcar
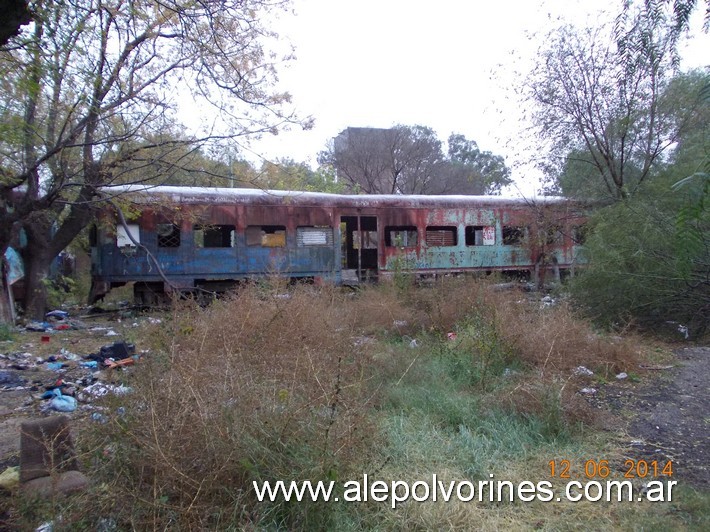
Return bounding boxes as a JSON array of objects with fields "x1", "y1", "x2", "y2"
[{"x1": 90, "y1": 186, "x2": 588, "y2": 302}]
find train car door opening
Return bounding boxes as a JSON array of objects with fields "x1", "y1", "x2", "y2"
[{"x1": 340, "y1": 215, "x2": 378, "y2": 282}]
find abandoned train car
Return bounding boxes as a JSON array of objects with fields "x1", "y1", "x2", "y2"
[{"x1": 89, "y1": 185, "x2": 587, "y2": 304}]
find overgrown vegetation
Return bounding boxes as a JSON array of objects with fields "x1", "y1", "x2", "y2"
[{"x1": 8, "y1": 279, "x2": 706, "y2": 530}]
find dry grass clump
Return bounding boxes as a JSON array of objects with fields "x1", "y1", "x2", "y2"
[
  {"x1": 482, "y1": 290, "x2": 640, "y2": 376},
  {"x1": 91, "y1": 283, "x2": 377, "y2": 529}
]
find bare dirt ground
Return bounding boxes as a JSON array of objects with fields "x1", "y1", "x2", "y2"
[{"x1": 592, "y1": 345, "x2": 710, "y2": 490}]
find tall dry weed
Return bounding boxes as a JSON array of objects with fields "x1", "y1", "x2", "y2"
[
  {"x1": 485, "y1": 291, "x2": 640, "y2": 375},
  {"x1": 93, "y1": 283, "x2": 377, "y2": 529}
]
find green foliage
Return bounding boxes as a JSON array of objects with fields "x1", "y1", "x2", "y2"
[
  {"x1": 569, "y1": 69, "x2": 709, "y2": 336},
  {"x1": 447, "y1": 133, "x2": 513, "y2": 194},
  {"x1": 570, "y1": 173, "x2": 709, "y2": 335},
  {"x1": 0, "y1": 322, "x2": 14, "y2": 341}
]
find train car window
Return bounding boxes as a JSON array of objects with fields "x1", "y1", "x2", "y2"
[
  {"x1": 297, "y1": 226, "x2": 333, "y2": 246},
  {"x1": 545, "y1": 225, "x2": 563, "y2": 245},
  {"x1": 502, "y1": 226, "x2": 525, "y2": 245},
  {"x1": 572, "y1": 224, "x2": 587, "y2": 245},
  {"x1": 194, "y1": 225, "x2": 236, "y2": 248},
  {"x1": 89, "y1": 224, "x2": 98, "y2": 247},
  {"x1": 385, "y1": 226, "x2": 418, "y2": 247},
  {"x1": 117, "y1": 224, "x2": 140, "y2": 247},
  {"x1": 246, "y1": 225, "x2": 286, "y2": 247},
  {"x1": 465, "y1": 226, "x2": 495, "y2": 246},
  {"x1": 425, "y1": 226, "x2": 457, "y2": 247},
  {"x1": 352, "y1": 230, "x2": 378, "y2": 249},
  {"x1": 157, "y1": 224, "x2": 181, "y2": 248}
]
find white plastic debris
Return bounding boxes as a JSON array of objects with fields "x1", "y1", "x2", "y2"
[
  {"x1": 573, "y1": 366, "x2": 594, "y2": 377},
  {"x1": 616, "y1": 372, "x2": 628, "y2": 380},
  {"x1": 579, "y1": 387, "x2": 597, "y2": 395},
  {"x1": 540, "y1": 296, "x2": 556, "y2": 308}
]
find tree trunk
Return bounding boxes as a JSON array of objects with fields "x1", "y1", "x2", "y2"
[{"x1": 24, "y1": 244, "x2": 52, "y2": 320}]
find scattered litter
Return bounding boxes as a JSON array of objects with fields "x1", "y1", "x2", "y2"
[
  {"x1": 393, "y1": 320, "x2": 408, "y2": 329},
  {"x1": 91, "y1": 412, "x2": 108, "y2": 424},
  {"x1": 352, "y1": 336, "x2": 376, "y2": 348},
  {"x1": 59, "y1": 348, "x2": 80, "y2": 361},
  {"x1": 447, "y1": 332, "x2": 457, "y2": 341},
  {"x1": 0, "y1": 370, "x2": 26, "y2": 389},
  {"x1": 665, "y1": 321, "x2": 690, "y2": 340},
  {"x1": 573, "y1": 366, "x2": 594, "y2": 377},
  {"x1": 82, "y1": 383, "x2": 132, "y2": 398},
  {"x1": 639, "y1": 364, "x2": 674, "y2": 370},
  {"x1": 105, "y1": 330, "x2": 119, "y2": 337},
  {"x1": 26, "y1": 322, "x2": 52, "y2": 332},
  {"x1": 540, "y1": 295, "x2": 556, "y2": 308},
  {"x1": 45, "y1": 362, "x2": 66, "y2": 371},
  {"x1": 616, "y1": 372, "x2": 628, "y2": 380},
  {"x1": 47, "y1": 389, "x2": 77, "y2": 412},
  {"x1": 46, "y1": 310, "x2": 69, "y2": 321},
  {"x1": 579, "y1": 387, "x2": 597, "y2": 396}
]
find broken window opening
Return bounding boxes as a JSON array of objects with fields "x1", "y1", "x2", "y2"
[
  {"x1": 425, "y1": 226, "x2": 457, "y2": 247},
  {"x1": 385, "y1": 226, "x2": 418, "y2": 247},
  {"x1": 502, "y1": 226, "x2": 525, "y2": 246},
  {"x1": 157, "y1": 224, "x2": 181, "y2": 248},
  {"x1": 544, "y1": 225, "x2": 563, "y2": 245},
  {"x1": 194, "y1": 224, "x2": 236, "y2": 248},
  {"x1": 465, "y1": 226, "x2": 495, "y2": 246},
  {"x1": 572, "y1": 224, "x2": 588, "y2": 245},
  {"x1": 246, "y1": 225, "x2": 286, "y2": 247},
  {"x1": 352, "y1": 230, "x2": 378, "y2": 250},
  {"x1": 297, "y1": 226, "x2": 333, "y2": 246},
  {"x1": 117, "y1": 224, "x2": 140, "y2": 248}
]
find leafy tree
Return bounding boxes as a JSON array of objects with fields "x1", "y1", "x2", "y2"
[
  {"x1": 528, "y1": 2, "x2": 687, "y2": 200},
  {"x1": 320, "y1": 126, "x2": 510, "y2": 195},
  {"x1": 0, "y1": 0, "x2": 305, "y2": 319},
  {"x1": 255, "y1": 158, "x2": 345, "y2": 193},
  {"x1": 570, "y1": 172, "x2": 709, "y2": 335},
  {"x1": 570, "y1": 70, "x2": 709, "y2": 335},
  {"x1": 445, "y1": 134, "x2": 512, "y2": 194}
]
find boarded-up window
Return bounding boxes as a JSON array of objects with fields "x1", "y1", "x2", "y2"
[
  {"x1": 246, "y1": 225, "x2": 286, "y2": 247},
  {"x1": 352, "y1": 230, "x2": 378, "y2": 249},
  {"x1": 194, "y1": 225, "x2": 236, "y2": 248},
  {"x1": 117, "y1": 224, "x2": 140, "y2": 247},
  {"x1": 157, "y1": 224, "x2": 180, "y2": 248},
  {"x1": 297, "y1": 226, "x2": 333, "y2": 247},
  {"x1": 502, "y1": 226, "x2": 525, "y2": 245},
  {"x1": 426, "y1": 226, "x2": 457, "y2": 247},
  {"x1": 465, "y1": 226, "x2": 495, "y2": 246},
  {"x1": 385, "y1": 226, "x2": 418, "y2": 247}
]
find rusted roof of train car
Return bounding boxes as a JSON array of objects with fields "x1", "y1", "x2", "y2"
[{"x1": 100, "y1": 185, "x2": 577, "y2": 209}]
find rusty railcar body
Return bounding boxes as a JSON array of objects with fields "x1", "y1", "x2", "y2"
[{"x1": 89, "y1": 186, "x2": 587, "y2": 304}]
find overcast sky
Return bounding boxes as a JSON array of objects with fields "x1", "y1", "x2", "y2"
[{"x1": 245, "y1": 0, "x2": 709, "y2": 195}]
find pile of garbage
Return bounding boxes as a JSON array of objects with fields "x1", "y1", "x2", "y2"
[{"x1": 1, "y1": 339, "x2": 141, "y2": 414}]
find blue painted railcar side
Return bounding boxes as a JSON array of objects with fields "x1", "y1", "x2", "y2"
[{"x1": 89, "y1": 186, "x2": 586, "y2": 303}]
